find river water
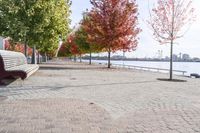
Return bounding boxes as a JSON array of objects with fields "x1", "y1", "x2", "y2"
[{"x1": 84, "y1": 60, "x2": 200, "y2": 76}]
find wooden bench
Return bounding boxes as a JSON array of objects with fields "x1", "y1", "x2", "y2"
[{"x1": 0, "y1": 50, "x2": 39, "y2": 80}]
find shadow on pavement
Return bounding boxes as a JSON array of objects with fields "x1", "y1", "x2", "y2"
[
  {"x1": 50, "y1": 80, "x2": 160, "y2": 90},
  {"x1": 157, "y1": 78, "x2": 187, "y2": 82},
  {"x1": 2, "y1": 80, "x2": 159, "y2": 91},
  {"x1": 0, "y1": 95, "x2": 7, "y2": 101},
  {"x1": 0, "y1": 78, "x2": 17, "y2": 86},
  {"x1": 39, "y1": 66, "x2": 113, "y2": 70}
]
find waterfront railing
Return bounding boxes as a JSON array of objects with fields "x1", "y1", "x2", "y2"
[{"x1": 98, "y1": 63, "x2": 187, "y2": 76}]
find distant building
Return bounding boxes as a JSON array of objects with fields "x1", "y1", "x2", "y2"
[
  {"x1": 164, "y1": 56, "x2": 169, "y2": 61},
  {"x1": 178, "y1": 53, "x2": 182, "y2": 61},
  {"x1": 182, "y1": 54, "x2": 190, "y2": 61},
  {"x1": 172, "y1": 54, "x2": 178, "y2": 61},
  {"x1": 112, "y1": 55, "x2": 126, "y2": 60},
  {"x1": 193, "y1": 57, "x2": 200, "y2": 62}
]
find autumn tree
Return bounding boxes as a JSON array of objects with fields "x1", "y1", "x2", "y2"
[
  {"x1": 37, "y1": 0, "x2": 72, "y2": 56},
  {"x1": 76, "y1": 12, "x2": 104, "y2": 64},
  {"x1": 148, "y1": 0, "x2": 195, "y2": 80},
  {"x1": 74, "y1": 27, "x2": 90, "y2": 63},
  {"x1": 0, "y1": 0, "x2": 71, "y2": 57},
  {"x1": 4, "y1": 38, "x2": 34, "y2": 57},
  {"x1": 58, "y1": 41, "x2": 73, "y2": 57},
  {"x1": 74, "y1": 26, "x2": 103, "y2": 64},
  {"x1": 58, "y1": 35, "x2": 80, "y2": 61},
  {"x1": 82, "y1": 0, "x2": 140, "y2": 68}
]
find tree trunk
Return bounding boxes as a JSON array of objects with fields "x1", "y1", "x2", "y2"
[
  {"x1": 79, "y1": 54, "x2": 82, "y2": 63},
  {"x1": 74, "y1": 55, "x2": 76, "y2": 62},
  {"x1": 31, "y1": 45, "x2": 36, "y2": 64},
  {"x1": 24, "y1": 43, "x2": 27, "y2": 57},
  {"x1": 24, "y1": 33, "x2": 27, "y2": 57},
  {"x1": 123, "y1": 51, "x2": 125, "y2": 67},
  {"x1": 170, "y1": 2, "x2": 175, "y2": 80},
  {"x1": 170, "y1": 39, "x2": 173, "y2": 80},
  {"x1": 37, "y1": 52, "x2": 40, "y2": 64},
  {"x1": 89, "y1": 51, "x2": 92, "y2": 65},
  {"x1": 44, "y1": 52, "x2": 47, "y2": 62},
  {"x1": 108, "y1": 47, "x2": 111, "y2": 68}
]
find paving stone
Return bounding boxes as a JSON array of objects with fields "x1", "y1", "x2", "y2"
[{"x1": 0, "y1": 61, "x2": 200, "y2": 132}]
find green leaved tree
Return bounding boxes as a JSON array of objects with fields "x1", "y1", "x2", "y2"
[
  {"x1": 0, "y1": 0, "x2": 71, "y2": 58},
  {"x1": 74, "y1": 26, "x2": 103, "y2": 64}
]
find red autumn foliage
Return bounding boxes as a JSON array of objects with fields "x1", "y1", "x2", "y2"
[
  {"x1": 4, "y1": 39, "x2": 33, "y2": 56},
  {"x1": 83, "y1": 0, "x2": 141, "y2": 51},
  {"x1": 59, "y1": 35, "x2": 81, "y2": 57},
  {"x1": 82, "y1": 0, "x2": 141, "y2": 67},
  {"x1": 67, "y1": 35, "x2": 81, "y2": 55},
  {"x1": 148, "y1": 0, "x2": 195, "y2": 44},
  {"x1": 148, "y1": 0, "x2": 195, "y2": 80}
]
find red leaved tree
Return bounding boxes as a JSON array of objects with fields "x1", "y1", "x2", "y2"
[
  {"x1": 4, "y1": 39, "x2": 33, "y2": 56},
  {"x1": 82, "y1": 0, "x2": 141, "y2": 68},
  {"x1": 148, "y1": 0, "x2": 195, "y2": 80},
  {"x1": 58, "y1": 35, "x2": 81, "y2": 60},
  {"x1": 68, "y1": 35, "x2": 82, "y2": 61}
]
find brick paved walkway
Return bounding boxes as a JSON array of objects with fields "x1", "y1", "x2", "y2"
[
  {"x1": 0, "y1": 99, "x2": 111, "y2": 133},
  {"x1": 0, "y1": 61, "x2": 200, "y2": 133}
]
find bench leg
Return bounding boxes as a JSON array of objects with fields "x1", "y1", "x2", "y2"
[
  {"x1": 19, "y1": 80, "x2": 24, "y2": 87},
  {"x1": 0, "y1": 80, "x2": 5, "y2": 86}
]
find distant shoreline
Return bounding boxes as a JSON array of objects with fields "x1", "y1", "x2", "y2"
[{"x1": 82, "y1": 58, "x2": 200, "y2": 63}]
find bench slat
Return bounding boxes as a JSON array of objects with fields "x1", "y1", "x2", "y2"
[{"x1": 0, "y1": 50, "x2": 39, "y2": 80}]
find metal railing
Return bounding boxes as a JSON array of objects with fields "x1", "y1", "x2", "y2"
[{"x1": 111, "y1": 63, "x2": 187, "y2": 76}]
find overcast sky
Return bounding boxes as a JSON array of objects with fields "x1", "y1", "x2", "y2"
[{"x1": 70, "y1": 0, "x2": 200, "y2": 58}]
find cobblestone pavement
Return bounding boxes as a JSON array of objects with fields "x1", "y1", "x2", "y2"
[{"x1": 0, "y1": 61, "x2": 200, "y2": 133}]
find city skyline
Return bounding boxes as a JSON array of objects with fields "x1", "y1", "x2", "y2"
[
  {"x1": 86, "y1": 52, "x2": 199, "y2": 61},
  {"x1": 70, "y1": 0, "x2": 200, "y2": 58}
]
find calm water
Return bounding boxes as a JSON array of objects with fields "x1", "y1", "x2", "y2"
[{"x1": 84, "y1": 60, "x2": 200, "y2": 76}]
